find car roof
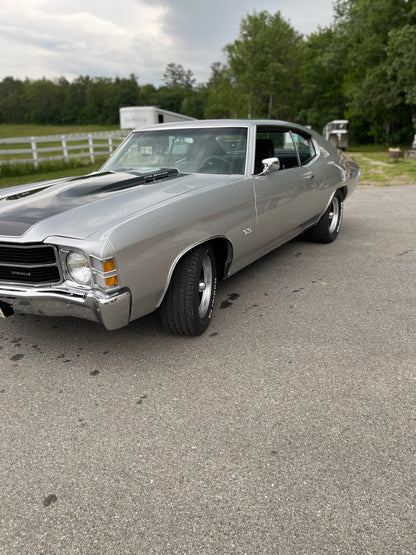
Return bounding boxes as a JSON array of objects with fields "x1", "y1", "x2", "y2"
[{"x1": 131, "y1": 119, "x2": 314, "y2": 134}]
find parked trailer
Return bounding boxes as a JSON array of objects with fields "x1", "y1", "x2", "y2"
[
  {"x1": 119, "y1": 106, "x2": 196, "y2": 130},
  {"x1": 323, "y1": 120, "x2": 349, "y2": 150}
]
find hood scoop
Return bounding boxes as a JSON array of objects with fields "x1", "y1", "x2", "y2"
[
  {"x1": 67, "y1": 168, "x2": 180, "y2": 196},
  {"x1": 1, "y1": 185, "x2": 49, "y2": 202}
]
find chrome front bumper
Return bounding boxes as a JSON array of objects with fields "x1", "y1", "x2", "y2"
[{"x1": 0, "y1": 285, "x2": 131, "y2": 330}]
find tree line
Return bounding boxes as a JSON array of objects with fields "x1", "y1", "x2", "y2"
[{"x1": 0, "y1": 0, "x2": 415, "y2": 145}]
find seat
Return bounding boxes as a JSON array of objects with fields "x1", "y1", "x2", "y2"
[{"x1": 254, "y1": 138, "x2": 275, "y2": 173}]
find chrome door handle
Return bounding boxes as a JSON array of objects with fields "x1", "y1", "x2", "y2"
[{"x1": 304, "y1": 173, "x2": 315, "y2": 188}]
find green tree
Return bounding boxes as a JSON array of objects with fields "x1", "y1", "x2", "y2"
[
  {"x1": 224, "y1": 11, "x2": 302, "y2": 119},
  {"x1": 180, "y1": 86, "x2": 206, "y2": 119},
  {"x1": 61, "y1": 76, "x2": 91, "y2": 124},
  {"x1": 298, "y1": 28, "x2": 347, "y2": 131},
  {"x1": 83, "y1": 77, "x2": 111, "y2": 123},
  {"x1": 138, "y1": 84, "x2": 158, "y2": 106},
  {"x1": 104, "y1": 75, "x2": 140, "y2": 124},
  {"x1": 163, "y1": 63, "x2": 196, "y2": 89},
  {"x1": 387, "y1": 24, "x2": 416, "y2": 130},
  {"x1": 204, "y1": 63, "x2": 239, "y2": 118},
  {"x1": 23, "y1": 78, "x2": 65, "y2": 124},
  {"x1": 333, "y1": 0, "x2": 413, "y2": 143},
  {"x1": 158, "y1": 63, "x2": 200, "y2": 117},
  {"x1": 0, "y1": 77, "x2": 25, "y2": 123}
]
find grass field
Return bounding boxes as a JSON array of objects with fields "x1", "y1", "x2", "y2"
[
  {"x1": 0, "y1": 160, "x2": 107, "y2": 188},
  {"x1": 0, "y1": 124, "x2": 120, "y2": 188},
  {"x1": 0, "y1": 124, "x2": 119, "y2": 139},
  {"x1": 350, "y1": 150, "x2": 416, "y2": 186}
]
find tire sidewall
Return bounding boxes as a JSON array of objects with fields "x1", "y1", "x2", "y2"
[
  {"x1": 193, "y1": 246, "x2": 217, "y2": 330},
  {"x1": 305, "y1": 189, "x2": 344, "y2": 243},
  {"x1": 328, "y1": 191, "x2": 343, "y2": 240},
  {"x1": 159, "y1": 243, "x2": 218, "y2": 336}
]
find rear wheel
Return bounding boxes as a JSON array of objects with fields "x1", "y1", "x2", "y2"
[
  {"x1": 160, "y1": 244, "x2": 217, "y2": 336},
  {"x1": 306, "y1": 190, "x2": 344, "y2": 243}
]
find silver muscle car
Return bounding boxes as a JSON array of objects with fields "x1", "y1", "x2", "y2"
[{"x1": 0, "y1": 120, "x2": 360, "y2": 335}]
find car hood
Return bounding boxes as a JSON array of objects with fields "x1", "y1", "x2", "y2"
[{"x1": 0, "y1": 170, "x2": 228, "y2": 241}]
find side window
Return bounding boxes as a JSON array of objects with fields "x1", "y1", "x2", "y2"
[
  {"x1": 255, "y1": 127, "x2": 315, "y2": 171},
  {"x1": 291, "y1": 132, "x2": 316, "y2": 165},
  {"x1": 274, "y1": 132, "x2": 300, "y2": 169},
  {"x1": 255, "y1": 127, "x2": 299, "y2": 171}
]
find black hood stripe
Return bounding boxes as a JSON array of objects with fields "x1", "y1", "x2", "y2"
[{"x1": 0, "y1": 169, "x2": 180, "y2": 237}]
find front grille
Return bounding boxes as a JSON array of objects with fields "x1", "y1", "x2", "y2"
[
  {"x1": 0, "y1": 244, "x2": 56, "y2": 264},
  {"x1": 0, "y1": 243, "x2": 61, "y2": 285}
]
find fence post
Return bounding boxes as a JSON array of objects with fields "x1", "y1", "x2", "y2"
[
  {"x1": 109, "y1": 135, "x2": 114, "y2": 154},
  {"x1": 30, "y1": 137, "x2": 39, "y2": 169},
  {"x1": 61, "y1": 135, "x2": 69, "y2": 164},
  {"x1": 88, "y1": 134, "x2": 95, "y2": 164}
]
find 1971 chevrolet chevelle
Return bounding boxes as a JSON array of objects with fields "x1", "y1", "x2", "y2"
[{"x1": 0, "y1": 120, "x2": 360, "y2": 335}]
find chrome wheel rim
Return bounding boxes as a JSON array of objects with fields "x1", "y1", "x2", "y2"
[
  {"x1": 328, "y1": 196, "x2": 340, "y2": 234},
  {"x1": 198, "y1": 253, "x2": 213, "y2": 317}
]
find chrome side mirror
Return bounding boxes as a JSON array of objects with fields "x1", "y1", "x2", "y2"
[{"x1": 260, "y1": 157, "x2": 280, "y2": 175}]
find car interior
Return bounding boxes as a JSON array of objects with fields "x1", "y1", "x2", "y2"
[{"x1": 254, "y1": 127, "x2": 316, "y2": 173}]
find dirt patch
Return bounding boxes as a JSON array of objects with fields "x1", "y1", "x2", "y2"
[
  {"x1": 361, "y1": 156, "x2": 391, "y2": 167},
  {"x1": 359, "y1": 177, "x2": 416, "y2": 187}
]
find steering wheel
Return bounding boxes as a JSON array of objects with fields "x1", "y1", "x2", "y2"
[{"x1": 200, "y1": 156, "x2": 232, "y2": 173}]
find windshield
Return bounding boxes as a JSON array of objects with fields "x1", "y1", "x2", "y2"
[{"x1": 101, "y1": 127, "x2": 248, "y2": 175}]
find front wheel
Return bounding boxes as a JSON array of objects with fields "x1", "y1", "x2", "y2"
[
  {"x1": 305, "y1": 190, "x2": 344, "y2": 243},
  {"x1": 159, "y1": 244, "x2": 217, "y2": 336}
]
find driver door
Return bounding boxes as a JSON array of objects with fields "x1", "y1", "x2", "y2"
[{"x1": 252, "y1": 126, "x2": 317, "y2": 254}]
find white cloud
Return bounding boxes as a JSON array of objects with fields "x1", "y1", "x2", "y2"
[{"x1": 0, "y1": 0, "x2": 335, "y2": 84}]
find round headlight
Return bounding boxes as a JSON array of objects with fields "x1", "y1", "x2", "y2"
[{"x1": 66, "y1": 251, "x2": 92, "y2": 285}]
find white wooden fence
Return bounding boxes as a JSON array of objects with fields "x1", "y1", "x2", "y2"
[{"x1": 0, "y1": 131, "x2": 129, "y2": 168}]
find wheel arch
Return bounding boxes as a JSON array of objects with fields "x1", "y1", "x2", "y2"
[
  {"x1": 320, "y1": 186, "x2": 346, "y2": 219},
  {"x1": 338, "y1": 185, "x2": 348, "y2": 201},
  {"x1": 209, "y1": 237, "x2": 234, "y2": 280},
  {"x1": 157, "y1": 236, "x2": 233, "y2": 308}
]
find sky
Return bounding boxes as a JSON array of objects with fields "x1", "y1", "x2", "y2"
[{"x1": 0, "y1": 0, "x2": 336, "y2": 86}]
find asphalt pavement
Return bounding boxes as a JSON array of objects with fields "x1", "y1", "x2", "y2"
[{"x1": 1, "y1": 184, "x2": 415, "y2": 554}]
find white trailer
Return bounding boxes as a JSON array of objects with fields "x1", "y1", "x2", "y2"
[
  {"x1": 323, "y1": 119, "x2": 349, "y2": 150},
  {"x1": 120, "y1": 106, "x2": 196, "y2": 130}
]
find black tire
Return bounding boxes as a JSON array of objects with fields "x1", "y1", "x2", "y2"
[
  {"x1": 160, "y1": 244, "x2": 217, "y2": 336},
  {"x1": 306, "y1": 190, "x2": 344, "y2": 243}
]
